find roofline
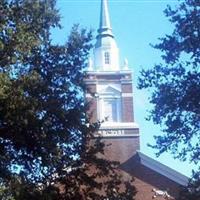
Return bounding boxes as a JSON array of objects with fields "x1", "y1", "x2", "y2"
[{"x1": 138, "y1": 151, "x2": 189, "y2": 186}]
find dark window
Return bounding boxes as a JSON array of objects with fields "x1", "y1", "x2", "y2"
[{"x1": 104, "y1": 52, "x2": 110, "y2": 64}]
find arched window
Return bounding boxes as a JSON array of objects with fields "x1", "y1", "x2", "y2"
[{"x1": 104, "y1": 52, "x2": 110, "y2": 64}]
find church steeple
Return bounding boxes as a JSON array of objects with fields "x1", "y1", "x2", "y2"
[
  {"x1": 98, "y1": 0, "x2": 113, "y2": 38},
  {"x1": 85, "y1": 0, "x2": 139, "y2": 165},
  {"x1": 93, "y1": 0, "x2": 119, "y2": 71}
]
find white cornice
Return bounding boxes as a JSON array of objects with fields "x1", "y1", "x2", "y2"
[
  {"x1": 100, "y1": 122, "x2": 139, "y2": 129},
  {"x1": 122, "y1": 93, "x2": 133, "y2": 97},
  {"x1": 85, "y1": 80, "x2": 132, "y2": 84},
  {"x1": 138, "y1": 151, "x2": 189, "y2": 186},
  {"x1": 86, "y1": 70, "x2": 132, "y2": 75},
  {"x1": 86, "y1": 93, "x2": 133, "y2": 98}
]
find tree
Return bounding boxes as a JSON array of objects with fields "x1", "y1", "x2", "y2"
[
  {"x1": 178, "y1": 171, "x2": 200, "y2": 200},
  {"x1": 0, "y1": 0, "x2": 136, "y2": 199},
  {"x1": 138, "y1": 0, "x2": 200, "y2": 198}
]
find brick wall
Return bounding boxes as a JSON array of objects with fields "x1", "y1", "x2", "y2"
[
  {"x1": 86, "y1": 84, "x2": 96, "y2": 94},
  {"x1": 121, "y1": 83, "x2": 132, "y2": 93},
  {"x1": 87, "y1": 98, "x2": 97, "y2": 123},
  {"x1": 121, "y1": 155, "x2": 181, "y2": 200},
  {"x1": 86, "y1": 83, "x2": 97, "y2": 123},
  {"x1": 122, "y1": 97, "x2": 134, "y2": 122},
  {"x1": 90, "y1": 138, "x2": 181, "y2": 200},
  {"x1": 84, "y1": 72, "x2": 181, "y2": 200},
  {"x1": 101, "y1": 137, "x2": 140, "y2": 164}
]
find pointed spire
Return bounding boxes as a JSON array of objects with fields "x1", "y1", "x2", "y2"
[
  {"x1": 100, "y1": 0, "x2": 111, "y2": 29},
  {"x1": 97, "y1": 0, "x2": 113, "y2": 38},
  {"x1": 94, "y1": 0, "x2": 119, "y2": 71}
]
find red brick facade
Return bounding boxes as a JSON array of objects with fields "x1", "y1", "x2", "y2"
[
  {"x1": 85, "y1": 71, "x2": 135, "y2": 124},
  {"x1": 85, "y1": 71, "x2": 183, "y2": 200},
  {"x1": 122, "y1": 97, "x2": 134, "y2": 122},
  {"x1": 121, "y1": 155, "x2": 182, "y2": 200},
  {"x1": 121, "y1": 83, "x2": 132, "y2": 93},
  {"x1": 101, "y1": 137, "x2": 140, "y2": 164},
  {"x1": 87, "y1": 97, "x2": 97, "y2": 123}
]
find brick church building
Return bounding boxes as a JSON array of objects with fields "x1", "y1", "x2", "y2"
[{"x1": 85, "y1": 0, "x2": 188, "y2": 199}]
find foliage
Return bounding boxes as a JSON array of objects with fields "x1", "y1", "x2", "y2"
[
  {"x1": 138, "y1": 0, "x2": 200, "y2": 198},
  {"x1": 178, "y1": 170, "x2": 200, "y2": 200},
  {"x1": 0, "y1": 0, "x2": 60, "y2": 68},
  {"x1": 0, "y1": 0, "x2": 136, "y2": 199},
  {"x1": 138, "y1": 0, "x2": 200, "y2": 164},
  {"x1": 0, "y1": 181, "x2": 15, "y2": 200}
]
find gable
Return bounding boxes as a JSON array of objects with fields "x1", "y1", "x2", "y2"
[{"x1": 99, "y1": 85, "x2": 121, "y2": 95}]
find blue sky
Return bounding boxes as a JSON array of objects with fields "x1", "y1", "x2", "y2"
[{"x1": 51, "y1": 0, "x2": 196, "y2": 177}]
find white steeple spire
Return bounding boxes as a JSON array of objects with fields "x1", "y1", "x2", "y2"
[
  {"x1": 98, "y1": 0, "x2": 113, "y2": 37},
  {"x1": 93, "y1": 0, "x2": 120, "y2": 71}
]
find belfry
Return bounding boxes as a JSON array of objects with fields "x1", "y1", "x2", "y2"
[{"x1": 85, "y1": 0, "x2": 188, "y2": 199}]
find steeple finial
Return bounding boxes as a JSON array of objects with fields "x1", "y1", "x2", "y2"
[{"x1": 98, "y1": 0, "x2": 113, "y2": 38}]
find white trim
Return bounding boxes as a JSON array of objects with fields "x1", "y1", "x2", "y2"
[
  {"x1": 99, "y1": 97, "x2": 121, "y2": 122},
  {"x1": 100, "y1": 122, "x2": 139, "y2": 129},
  {"x1": 121, "y1": 80, "x2": 133, "y2": 84},
  {"x1": 85, "y1": 80, "x2": 132, "y2": 84},
  {"x1": 138, "y1": 151, "x2": 189, "y2": 186},
  {"x1": 84, "y1": 80, "x2": 98, "y2": 84},
  {"x1": 122, "y1": 93, "x2": 133, "y2": 97},
  {"x1": 86, "y1": 70, "x2": 132, "y2": 75},
  {"x1": 96, "y1": 122, "x2": 140, "y2": 137},
  {"x1": 99, "y1": 95, "x2": 121, "y2": 99},
  {"x1": 97, "y1": 83, "x2": 121, "y2": 92},
  {"x1": 96, "y1": 84, "x2": 122, "y2": 123},
  {"x1": 95, "y1": 129, "x2": 139, "y2": 137},
  {"x1": 97, "y1": 84, "x2": 121, "y2": 93},
  {"x1": 86, "y1": 93, "x2": 133, "y2": 98}
]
